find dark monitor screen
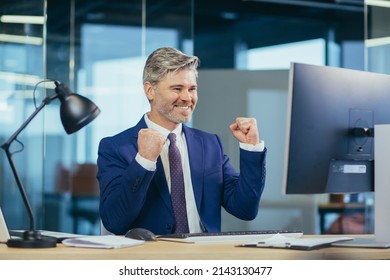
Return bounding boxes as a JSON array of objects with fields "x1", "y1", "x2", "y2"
[{"x1": 283, "y1": 62, "x2": 390, "y2": 194}]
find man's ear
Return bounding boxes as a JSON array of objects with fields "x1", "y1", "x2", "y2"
[{"x1": 144, "y1": 82, "x2": 155, "y2": 102}]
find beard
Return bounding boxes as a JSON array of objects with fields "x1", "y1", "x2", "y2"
[{"x1": 154, "y1": 102, "x2": 194, "y2": 124}]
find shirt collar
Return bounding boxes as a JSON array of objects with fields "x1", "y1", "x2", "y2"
[{"x1": 144, "y1": 113, "x2": 183, "y2": 139}]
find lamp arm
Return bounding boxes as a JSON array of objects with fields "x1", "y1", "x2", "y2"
[
  {"x1": 1, "y1": 93, "x2": 59, "y2": 148},
  {"x1": 2, "y1": 147, "x2": 35, "y2": 230},
  {"x1": 0, "y1": 92, "x2": 59, "y2": 230}
]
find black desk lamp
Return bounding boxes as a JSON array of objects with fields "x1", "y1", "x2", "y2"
[{"x1": 0, "y1": 80, "x2": 100, "y2": 248}]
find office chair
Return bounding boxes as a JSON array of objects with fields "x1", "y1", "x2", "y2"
[{"x1": 68, "y1": 163, "x2": 100, "y2": 234}]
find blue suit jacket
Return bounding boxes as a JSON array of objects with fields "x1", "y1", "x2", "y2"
[{"x1": 97, "y1": 118, "x2": 266, "y2": 235}]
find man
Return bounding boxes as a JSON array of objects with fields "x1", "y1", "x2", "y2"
[{"x1": 97, "y1": 47, "x2": 266, "y2": 235}]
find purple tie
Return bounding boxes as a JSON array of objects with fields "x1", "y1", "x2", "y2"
[{"x1": 168, "y1": 133, "x2": 189, "y2": 233}]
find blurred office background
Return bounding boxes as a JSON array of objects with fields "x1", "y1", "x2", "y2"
[{"x1": 0, "y1": 0, "x2": 388, "y2": 235}]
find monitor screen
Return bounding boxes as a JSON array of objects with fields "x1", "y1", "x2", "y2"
[{"x1": 283, "y1": 62, "x2": 390, "y2": 194}]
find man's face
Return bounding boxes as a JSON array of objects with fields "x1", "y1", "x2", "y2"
[{"x1": 147, "y1": 69, "x2": 198, "y2": 130}]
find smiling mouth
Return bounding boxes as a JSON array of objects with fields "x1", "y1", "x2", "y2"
[{"x1": 174, "y1": 105, "x2": 191, "y2": 110}]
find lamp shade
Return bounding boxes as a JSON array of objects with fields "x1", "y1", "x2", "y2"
[{"x1": 55, "y1": 81, "x2": 101, "y2": 134}]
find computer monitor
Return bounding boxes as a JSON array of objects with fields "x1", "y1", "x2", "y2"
[{"x1": 283, "y1": 62, "x2": 390, "y2": 194}]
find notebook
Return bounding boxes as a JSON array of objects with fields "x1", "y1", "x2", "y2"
[
  {"x1": 238, "y1": 234, "x2": 354, "y2": 250},
  {"x1": 331, "y1": 238, "x2": 390, "y2": 248}
]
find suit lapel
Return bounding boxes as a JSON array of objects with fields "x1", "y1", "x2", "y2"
[{"x1": 183, "y1": 126, "x2": 204, "y2": 211}]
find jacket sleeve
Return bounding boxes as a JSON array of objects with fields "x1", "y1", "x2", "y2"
[
  {"x1": 222, "y1": 144, "x2": 267, "y2": 221},
  {"x1": 97, "y1": 136, "x2": 156, "y2": 234}
]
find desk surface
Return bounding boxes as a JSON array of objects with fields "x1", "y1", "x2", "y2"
[{"x1": 1, "y1": 235, "x2": 389, "y2": 260}]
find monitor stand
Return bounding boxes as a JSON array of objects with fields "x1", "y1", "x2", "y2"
[{"x1": 333, "y1": 124, "x2": 390, "y2": 248}]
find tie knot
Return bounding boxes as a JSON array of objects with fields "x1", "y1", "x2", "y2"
[{"x1": 168, "y1": 133, "x2": 176, "y2": 143}]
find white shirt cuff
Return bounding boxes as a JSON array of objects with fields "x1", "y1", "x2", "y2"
[
  {"x1": 135, "y1": 153, "x2": 156, "y2": 171},
  {"x1": 239, "y1": 140, "x2": 265, "y2": 152}
]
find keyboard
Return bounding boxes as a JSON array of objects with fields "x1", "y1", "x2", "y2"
[{"x1": 157, "y1": 230, "x2": 303, "y2": 243}]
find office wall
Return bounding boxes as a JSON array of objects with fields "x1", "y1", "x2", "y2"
[{"x1": 194, "y1": 69, "x2": 327, "y2": 234}]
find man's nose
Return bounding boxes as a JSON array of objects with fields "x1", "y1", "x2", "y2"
[{"x1": 179, "y1": 89, "x2": 191, "y2": 100}]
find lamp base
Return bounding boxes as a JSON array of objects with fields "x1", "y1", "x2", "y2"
[{"x1": 7, "y1": 230, "x2": 57, "y2": 248}]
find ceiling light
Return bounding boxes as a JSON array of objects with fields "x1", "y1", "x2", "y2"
[
  {"x1": 0, "y1": 34, "x2": 43, "y2": 45},
  {"x1": 365, "y1": 36, "x2": 390, "y2": 48},
  {"x1": 0, "y1": 15, "x2": 45, "y2": 25},
  {"x1": 366, "y1": 0, "x2": 390, "y2": 8}
]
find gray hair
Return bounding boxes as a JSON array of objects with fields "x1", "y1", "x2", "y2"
[{"x1": 143, "y1": 47, "x2": 200, "y2": 85}]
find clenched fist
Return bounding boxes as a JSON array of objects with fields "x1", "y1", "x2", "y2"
[
  {"x1": 229, "y1": 117, "x2": 260, "y2": 145},
  {"x1": 137, "y1": 128, "x2": 166, "y2": 161}
]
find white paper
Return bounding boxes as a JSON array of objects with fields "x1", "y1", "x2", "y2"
[{"x1": 62, "y1": 235, "x2": 145, "y2": 249}]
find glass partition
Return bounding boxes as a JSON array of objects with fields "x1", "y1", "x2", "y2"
[
  {"x1": 1, "y1": 0, "x2": 194, "y2": 234},
  {"x1": 0, "y1": 0, "x2": 46, "y2": 230}
]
